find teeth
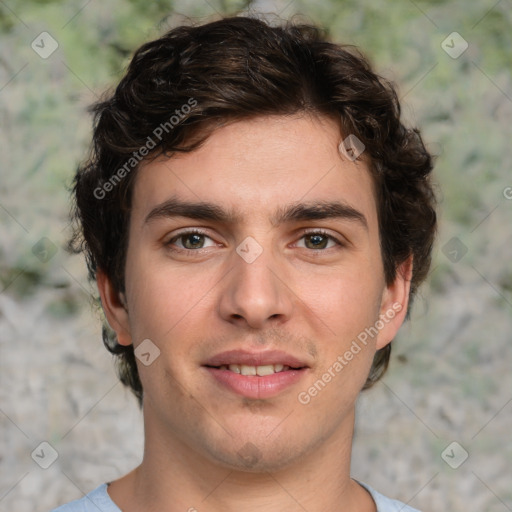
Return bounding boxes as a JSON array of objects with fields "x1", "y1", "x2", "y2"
[
  {"x1": 240, "y1": 364, "x2": 257, "y2": 376},
  {"x1": 219, "y1": 364, "x2": 293, "y2": 375},
  {"x1": 255, "y1": 364, "x2": 274, "y2": 376}
]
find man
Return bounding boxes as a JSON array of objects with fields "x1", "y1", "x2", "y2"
[{"x1": 57, "y1": 14, "x2": 436, "y2": 512}]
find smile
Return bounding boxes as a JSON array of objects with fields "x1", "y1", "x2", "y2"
[{"x1": 213, "y1": 364, "x2": 299, "y2": 376}]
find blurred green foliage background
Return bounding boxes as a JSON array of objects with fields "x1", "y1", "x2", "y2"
[{"x1": 1, "y1": 0, "x2": 511, "y2": 301}]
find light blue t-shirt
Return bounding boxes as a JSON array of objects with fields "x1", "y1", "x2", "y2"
[{"x1": 51, "y1": 481, "x2": 421, "y2": 511}]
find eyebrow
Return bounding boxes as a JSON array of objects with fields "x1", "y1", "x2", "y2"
[{"x1": 144, "y1": 195, "x2": 368, "y2": 230}]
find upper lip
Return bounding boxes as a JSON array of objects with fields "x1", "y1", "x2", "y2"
[{"x1": 203, "y1": 350, "x2": 309, "y2": 368}]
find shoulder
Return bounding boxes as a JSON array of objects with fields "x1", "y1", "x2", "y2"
[
  {"x1": 50, "y1": 483, "x2": 121, "y2": 512},
  {"x1": 357, "y1": 480, "x2": 423, "y2": 512}
]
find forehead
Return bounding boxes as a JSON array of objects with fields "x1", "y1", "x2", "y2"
[{"x1": 131, "y1": 114, "x2": 378, "y2": 230}]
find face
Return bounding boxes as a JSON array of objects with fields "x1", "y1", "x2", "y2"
[{"x1": 99, "y1": 114, "x2": 410, "y2": 472}]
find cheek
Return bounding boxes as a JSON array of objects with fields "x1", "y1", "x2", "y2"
[
  {"x1": 123, "y1": 255, "x2": 223, "y2": 399},
  {"x1": 301, "y1": 263, "x2": 383, "y2": 335},
  {"x1": 123, "y1": 260, "x2": 198, "y2": 398},
  {"x1": 297, "y1": 267, "x2": 383, "y2": 395},
  {"x1": 124, "y1": 251, "x2": 211, "y2": 342}
]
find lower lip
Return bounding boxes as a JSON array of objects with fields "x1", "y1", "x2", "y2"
[{"x1": 203, "y1": 367, "x2": 307, "y2": 399}]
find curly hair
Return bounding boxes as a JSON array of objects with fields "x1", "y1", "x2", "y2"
[{"x1": 68, "y1": 15, "x2": 437, "y2": 408}]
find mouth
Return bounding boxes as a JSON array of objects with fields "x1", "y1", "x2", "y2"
[
  {"x1": 203, "y1": 349, "x2": 309, "y2": 370},
  {"x1": 202, "y1": 350, "x2": 310, "y2": 399},
  {"x1": 205, "y1": 363, "x2": 305, "y2": 376}
]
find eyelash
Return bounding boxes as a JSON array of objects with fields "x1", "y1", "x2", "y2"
[{"x1": 165, "y1": 228, "x2": 344, "y2": 255}]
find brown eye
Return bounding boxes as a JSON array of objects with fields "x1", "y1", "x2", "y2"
[
  {"x1": 166, "y1": 230, "x2": 215, "y2": 251},
  {"x1": 298, "y1": 231, "x2": 341, "y2": 250},
  {"x1": 304, "y1": 233, "x2": 330, "y2": 249},
  {"x1": 180, "y1": 233, "x2": 206, "y2": 249}
]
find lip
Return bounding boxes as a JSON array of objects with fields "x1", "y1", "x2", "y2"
[
  {"x1": 204, "y1": 366, "x2": 308, "y2": 399},
  {"x1": 203, "y1": 349, "x2": 309, "y2": 368},
  {"x1": 202, "y1": 349, "x2": 310, "y2": 400}
]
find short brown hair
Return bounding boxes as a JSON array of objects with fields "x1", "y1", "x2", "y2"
[{"x1": 68, "y1": 15, "x2": 437, "y2": 408}]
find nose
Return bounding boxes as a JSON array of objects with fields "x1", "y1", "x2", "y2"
[{"x1": 218, "y1": 237, "x2": 294, "y2": 330}]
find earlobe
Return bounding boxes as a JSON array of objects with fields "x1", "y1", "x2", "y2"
[
  {"x1": 96, "y1": 269, "x2": 132, "y2": 346},
  {"x1": 375, "y1": 255, "x2": 413, "y2": 350}
]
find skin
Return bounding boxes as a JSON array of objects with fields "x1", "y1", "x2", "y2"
[{"x1": 97, "y1": 113, "x2": 412, "y2": 512}]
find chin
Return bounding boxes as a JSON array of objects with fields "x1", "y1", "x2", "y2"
[{"x1": 201, "y1": 435, "x2": 310, "y2": 473}]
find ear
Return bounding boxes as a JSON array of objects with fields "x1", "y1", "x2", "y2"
[
  {"x1": 375, "y1": 255, "x2": 413, "y2": 350},
  {"x1": 96, "y1": 269, "x2": 132, "y2": 346}
]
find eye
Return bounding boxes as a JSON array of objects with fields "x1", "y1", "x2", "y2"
[
  {"x1": 166, "y1": 229, "x2": 217, "y2": 251},
  {"x1": 164, "y1": 228, "x2": 344, "y2": 254},
  {"x1": 296, "y1": 230, "x2": 343, "y2": 250}
]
